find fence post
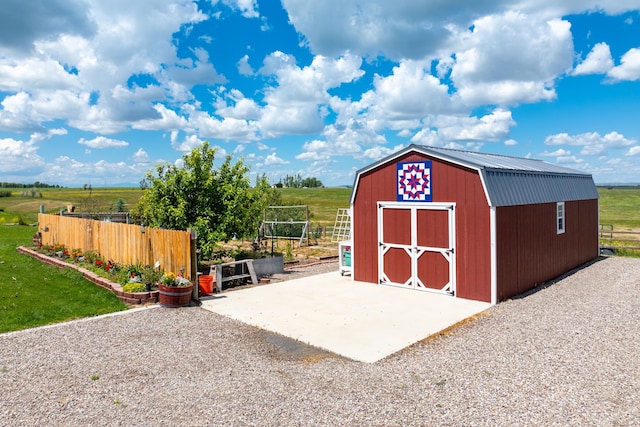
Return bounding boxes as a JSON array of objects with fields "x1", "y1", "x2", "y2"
[{"x1": 189, "y1": 228, "x2": 198, "y2": 301}]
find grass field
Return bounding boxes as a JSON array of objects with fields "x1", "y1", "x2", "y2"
[
  {"x1": 1, "y1": 186, "x2": 638, "y2": 229},
  {"x1": 0, "y1": 225, "x2": 127, "y2": 333},
  {"x1": 0, "y1": 187, "x2": 144, "y2": 225},
  {"x1": 0, "y1": 186, "x2": 351, "y2": 226},
  {"x1": 597, "y1": 187, "x2": 640, "y2": 230}
]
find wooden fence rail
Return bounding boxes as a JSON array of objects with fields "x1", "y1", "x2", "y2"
[
  {"x1": 38, "y1": 213, "x2": 194, "y2": 279},
  {"x1": 599, "y1": 224, "x2": 640, "y2": 252}
]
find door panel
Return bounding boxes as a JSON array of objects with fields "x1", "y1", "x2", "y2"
[
  {"x1": 382, "y1": 209, "x2": 411, "y2": 245},
  {"x1": 416, "y1": 209, "x2": 449, "y2": 248},
  {"x1": 382, "y1": 247, "x2": 412, "y2": 284}
]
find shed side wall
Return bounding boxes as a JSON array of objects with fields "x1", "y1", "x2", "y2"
[
  {"x1": 495, "y1": 198, "x2": 598, "y2": 300},
  {"x1": 353, "y1": 153, "x2": 492, "y2": 302}
]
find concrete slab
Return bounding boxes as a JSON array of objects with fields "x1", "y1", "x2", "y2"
[{"x1": 200, "y1": 272, "x2": 491, "y2": 363}]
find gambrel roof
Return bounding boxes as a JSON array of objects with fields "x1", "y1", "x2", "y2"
[{"x1": 350, "y1": 144, "x2": 599, "y2": 207}]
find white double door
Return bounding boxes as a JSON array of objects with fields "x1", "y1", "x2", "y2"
[{"x1": 377, "y1": 202, "x2": 456, "y2": 295}]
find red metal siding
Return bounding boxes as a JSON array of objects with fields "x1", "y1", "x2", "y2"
[
  {"x1": 353, "y1": 153, "x2": 492, "y2": 302},
  {"x1": 495, "y1": 199, "x2": 599, "y2": 300}
]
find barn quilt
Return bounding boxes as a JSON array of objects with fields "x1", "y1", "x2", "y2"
[{"x1": 397, "y1": 161, "x2": 432, "y2": 202}]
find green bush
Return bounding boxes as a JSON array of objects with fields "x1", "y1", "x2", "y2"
[
  {"x1": 122, "y1": 282, "x2": 147, "y2": 293},
  {"x1": 0, "y1": 190, "x2": 11, "y2": 197}
]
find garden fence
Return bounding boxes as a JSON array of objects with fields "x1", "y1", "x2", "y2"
[{"x1": 38, "y1": 213, "x2": 194, "y2": 279}]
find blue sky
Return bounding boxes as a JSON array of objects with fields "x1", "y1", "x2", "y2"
[{"x1": 1, "y1": 0, "x2": 640, "y2": 187}]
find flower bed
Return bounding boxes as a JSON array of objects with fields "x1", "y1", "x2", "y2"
[{"x1": 17, "y1": 246, "x2": 159, "y2": 305}]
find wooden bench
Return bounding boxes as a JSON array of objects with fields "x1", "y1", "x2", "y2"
[{"x1": 209, "y1": 259, "x2": 258, "y2": 293}]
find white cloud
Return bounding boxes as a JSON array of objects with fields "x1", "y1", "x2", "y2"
[
  {"x1": 214, "y1": 89, "x2": 261, "y2": 120},
  {"x1": 555, "y1": 155, "x2": 585, "y2": 165},
  {"x1": 220, "y1": 0, "x2": 259, "y2": 18},
  {"x1": 512, "y1": 0, "x2": 640, "y2": 17},
  {"x1": 36, "y1": 155, "x2": 147, "y2": 186},
  {"x1": 261, "y1": 52, "x2": 364, "y2": 105},
  {"x1": 281, "y1": 0, "x2": 492, "y2": 60},
  {"x1": 191, "y1": 112, "x2": 260, "y2": 141},
  {"x1": 607, "y1": 48, "x2": 640, "y2": 82},
  {"x1": 627, "y1": 146, "x2": 640, "y2": 156},
  {"x1": 264, "y1": 152, "x2": 289, "y2": 165},
  {"x1": 451, "y1": 11, "x2": 573, "y2": 107},
  {"x1": 0, "y1": 57, "x2": 81, "y2": 92},
  {"x1": 295, "y1": 140, "x2": 332, "y2": 161},
  {"x1": 78, "y1": 136, "x2": 129, "y2": 149},
  {"x1": 362, "y1": 144, "x2": 406, "y2": 160},
  {"x1": 361, "y1": 61, "x2": 457, "y2": 121},
  {"x1": 132, "y1": 148, "x2": 150, "y2": 163},
  {"x1": 170, "y1": 131, "x2": 204, "y2": 152},
  {"x1": 0, "y1": 0, "x2": 94, "y2": 55},
  {"x1": 0, "y1": 137, "x2": 44, "y2": 173},
  {"x1": 165, "y1": 48, "x2": 226, "y2": 87},
  {"x1": 410, "y1": 109, "x2": 515, "y2": 146},
  {"x1": 0, "y1": 92, "x2": 46, "y2": 132},
  {"x1": 237, "y1": 54, "x2": 254, "y2": 76},
  {"x1": 0, "y1": 0, "x2": 209, "y2": 135},
  {"x1": 573, "y1": 42, "x2": 614, "y2": 75},
  {"x1": 133, "y1": 104, "x2": 190, "y2": 131},
  {"x1": 258, "y1": 53, "x2": 364, "y2": 137},
  {"x1": 545, "y1": 131, "x2": 636, "y2": 156},
  {"x1": 540, "y1": 148, "x2": 572, "y2": 156}
]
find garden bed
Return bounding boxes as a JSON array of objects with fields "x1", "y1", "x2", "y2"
[{"x1": 17, "y1": 246, "x2": 158, "y2": 305}]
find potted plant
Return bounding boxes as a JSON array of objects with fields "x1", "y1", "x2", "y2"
[
  {"x1": 157, "y1": 271, "x2": 193, "y2": 307},
  {"x1": 141, "y1": 264, "x2": 163, "y2": 292}
]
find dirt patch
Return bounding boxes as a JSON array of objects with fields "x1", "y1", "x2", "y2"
[{"x1": 262, "y1": 330, "x2": 340, "y2": 363}]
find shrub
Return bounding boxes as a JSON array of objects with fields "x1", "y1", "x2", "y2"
[
  {"x1": 0, "y1": 190, "x2": 11, "y2": 197},
  {"x1": 122, "y1": 282, "x2": 147, "y2": 293},
  {"x1": 83, "y1": 250, "x2": 100, "y2": 264}
]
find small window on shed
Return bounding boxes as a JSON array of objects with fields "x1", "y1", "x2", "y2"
[{"x1": 557, "y1": 202, "x2": 565, "y2": 234}]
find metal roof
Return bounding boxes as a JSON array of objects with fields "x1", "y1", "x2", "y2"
[{"x1": 350, "y1": 144, "x2": 599, "y2": 207}]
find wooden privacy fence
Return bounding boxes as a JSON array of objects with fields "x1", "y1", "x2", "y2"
[{"x1": 38, "y1": 213, "x2": 194, "y2": 279}]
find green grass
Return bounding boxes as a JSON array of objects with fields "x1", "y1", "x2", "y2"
[
  {"x1": 597, "y1": 187, "x2": 640, "y2": 230},
  {"x1": 0, "y1": 225, "x2": 127, "y2": 334},
  {"x1": 0, "y1": 187, "x2": 144, "y2": 225},
  {"x1": 275, "y1": 187, "x2": 352, "y2": 225}
]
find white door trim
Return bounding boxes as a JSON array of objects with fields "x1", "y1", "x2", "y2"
[{"x1": 377, "y1": 202, "x2": 456, "y2": 295}]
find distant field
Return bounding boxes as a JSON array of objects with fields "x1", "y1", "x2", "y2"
[
  {"x1": 276, "y1": 187, "x2": 351, "y2": 225},
  {"x1": 0, "y1": 188, "x2": 144, "y2": 225},
  {"x1": 0, "y1": 186, "x2": 352, "y2": 226},
  {"x1": 597, "y1": 187, "x2": 640, "y2": 230},
  {"x1": 1, "y1": 186, "x2": 638, "y2": 230}
]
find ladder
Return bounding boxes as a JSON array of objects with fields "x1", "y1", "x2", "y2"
[{"x1": 332, "y1": 208, "x2": 352, "y2": 242}]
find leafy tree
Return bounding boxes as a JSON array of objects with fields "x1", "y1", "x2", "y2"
[
  {"x1": 134, "y1": 142, "x2": 278, "y2": 258},
  {"x1": 301, "y1": 176, "x2": 323, "y2": 188},
  {"x1": 279, "y1": 174, "x2": 323, "y2": 188}
]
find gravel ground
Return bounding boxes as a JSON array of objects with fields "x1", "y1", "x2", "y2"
[{"x1": 1, "y1": 256, "x2": 639, "y2": 426}]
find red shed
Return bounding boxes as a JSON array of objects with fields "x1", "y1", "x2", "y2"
[{"x1": 350, "y1": 145, "x2": 599, "y2": 304}]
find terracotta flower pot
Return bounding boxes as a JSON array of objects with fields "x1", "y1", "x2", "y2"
[{"x1": 158, "y1": 283, "x2": 193, "y2": 307}]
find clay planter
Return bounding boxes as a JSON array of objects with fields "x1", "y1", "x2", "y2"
[{"x1": 158, "y1": 283, "x2": 193, "y2": 308}]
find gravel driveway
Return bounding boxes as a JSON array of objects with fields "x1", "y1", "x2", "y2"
[{"x1": 1, "y1": 256, "x2": 639, "y2": 426}]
